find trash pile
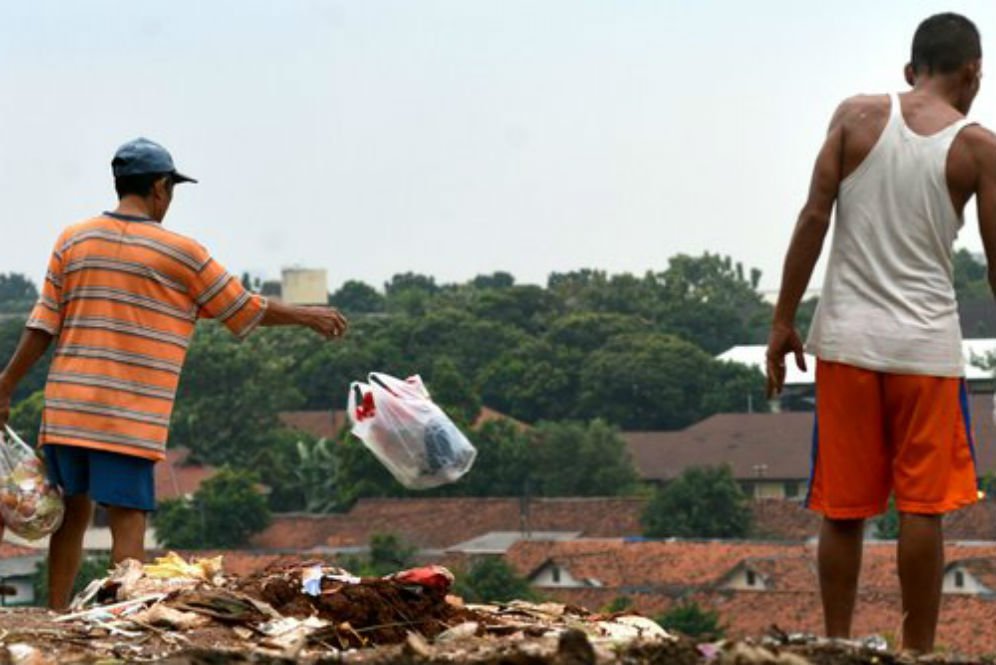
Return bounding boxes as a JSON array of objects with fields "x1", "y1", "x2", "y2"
[
  {"x1": 0, "y1": 553, "x2": 678, "y2": 664},
  {"x1": 1, "y1": 553, "x2": 985, "y2": 664}
]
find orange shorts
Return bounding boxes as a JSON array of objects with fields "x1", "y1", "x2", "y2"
[{"x1": 806, "y1": 360, "x2": 979, "y2": 519}]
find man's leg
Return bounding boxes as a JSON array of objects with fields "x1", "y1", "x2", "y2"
[
  {"x1": 818, "y1": 517, "x2": 865, "y2": 638},
  {"x1": 47, "y1": 493, "x2": 93, "y2": 610},
  {"x1": 897, "y1": 513, "x2": 943, "y2": 653},
  {"x1": 107, "y1": 506, "x2": 147, "y2": 564}
]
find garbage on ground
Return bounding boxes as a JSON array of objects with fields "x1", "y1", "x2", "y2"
[
  {"x1": 348, "y1": 372, "x2": 477, "y2": 489},
  {"x1": 0, "y1": 425, "x2": 65, "y2": 540},
  {"x1": 0, "y1": 553, "x2": 689, "y2": 664}
]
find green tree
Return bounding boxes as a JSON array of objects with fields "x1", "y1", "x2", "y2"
[
  {"x1": 458, "y1": 420, "x2": 534, "y2": 496},
  {"x1": 33, "y1": 555, "x2": 110, "y2": 608},
  {"x1": 471, "y1": 272, "x2": 515, "y2": 290},
  {"x1": 656, "y1": 601, "x2": 723, "y2": 639},
  {"x1": 329, "y1": 280, "x2": 385, "y2": 314},
  {"x1": 546, "y1": 312, "x2": 650, "y2": 354},
  {"x1": 8, "y1": 390, "x2": 45, "y2": 446},
  {"x1": 577, "y1": 333, "x2": 716, "y2": 430},
  {"x1": 700, "y1": 361, "x2": 768, "y2": 415},
  {"x1": 427, "y1": 357, "x2": 482, "y2": 425},
  {"x1": 0, "y1": 273, "x2": 38, "y2": 313},
  {"x1": 453, "y1": 557, "x2": 537, "y2": 603},
  {"x1": 153, "y1": 469, "x2": 271, "y2": 548},
  {"x1": 874, "y1": 499, "x2": 900, "y2": 540},
  {"x1": 170, "y1": 324, "x2": 304, "y2": 466},
  {"x1": 603, "y1": 596, "x2": 634, "y2": 613},
  {"x1": 0, "y1": 318, "x2": 52, "y2": 401},
  {"x1": 642, "y1": 466, "x2": 752, "y2": 538},
  {"x1": 655, "y1": 253, "x2": 771, "y2": 354},
  {"x1": 368, "y1": 533, "x2": 417, "y2": 575},
  {"x1": 476, "y1": 341, "x2": 577, "y2": 423},
  {"x1": 531, "y1": 420, "x2": 638, "y2": 496}
]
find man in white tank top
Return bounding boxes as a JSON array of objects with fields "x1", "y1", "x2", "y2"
[{"x1": 766, "y1": 13, "x2": 996, "y2": 653}]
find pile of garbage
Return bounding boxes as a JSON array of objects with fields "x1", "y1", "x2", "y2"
[
  {"x1": 0, "y1": 553, "x2": 674, "y2": 664},
  {"x1": 2, "y1": 553, "x2": 985, "y2": 664}
]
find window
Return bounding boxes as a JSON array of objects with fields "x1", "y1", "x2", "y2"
[
  {"x1": 746, "y1": 570, "x2": 757, "y2": 587},
  {"x1": 955, "y1": 571, "x2": 965, "y2": 588},
  {"x1": 785, "y1": 482, "x2": 800, "y2": 498},
  {"x1": 552, "y1": 567, "x2": 561, "y2": 584}
]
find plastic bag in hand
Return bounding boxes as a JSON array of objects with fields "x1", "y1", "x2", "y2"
[
  {"x1": 0, "y1": 425, "x2": 65, "y2": 540},
  {"x1": 347, "y1": 373, "x2": 477, "y2": 489}
]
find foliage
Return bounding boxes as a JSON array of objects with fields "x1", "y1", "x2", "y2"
[
  {"x1": 656, "y1": 601, "x2": 724, "y2": 639},
  {"x1": 529, "y1": 420, "x2": 638, "y2": 496},
  {"x1": 453, "y1": 557, "x2": 538, "y2": 603},
  {"x1": 33, "y1": 554, "x2": 110, "y2": 608},
  {"x1": 603, "y1": 596, "x2": 634, "y2": 613},
  {"x1": 0, "y1": 317, "x2": 52, "y2": 401},
  {"x1": 874, "y1": 499, "x2": 900, "y2": 540},
  {"x1": 642, "y1": 466, "x2": 752, "y2": 538},
  {"x1": 329, "y1": 280, "x2": 385, "y2": 314},
  {"x1": 153, "y1": 469, "x2": 271, "y2": 549},
  {"x1": 0, "y1": 273, "x2": 38, "y2": 313},
  {"x1": 340, "y1": 533, "x2": 418, "y2": 577},
  {"x1": 427, "y1": 356, "x2": 482, "y2": 425},
  {"x1": 9, "y1": 390, "x2": 44, "y2": 446},
  {"x1": 170, "y1": 324, "x2": 304, "y2": 466}
]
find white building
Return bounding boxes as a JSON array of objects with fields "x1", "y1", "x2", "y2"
[{"x1": 281, "y1": 268, "x2": 328, "y2": 305}]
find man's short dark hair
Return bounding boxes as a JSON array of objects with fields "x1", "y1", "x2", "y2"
[
  {"x1": 114, "y1": 173, "x2": 170, "y2": 199},
  {"x1": 911, "y1": 13, "x2": 981, "y2": 75}
]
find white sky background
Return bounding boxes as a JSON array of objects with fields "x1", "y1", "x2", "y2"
[{"x1": 2, "y1": 1, "x2": 996, "y2": 292}]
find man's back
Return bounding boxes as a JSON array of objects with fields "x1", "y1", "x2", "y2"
[
  {"x1": 30, "y1": 212, "x2": 267, "y2": 461},
  {"x1": 805, "y1": 91, "x2": 982, "y2": 376}
]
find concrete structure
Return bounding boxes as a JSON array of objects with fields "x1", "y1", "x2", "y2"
[{"x1": 281, "y1": 268, "x2": 328, "y2": 305}]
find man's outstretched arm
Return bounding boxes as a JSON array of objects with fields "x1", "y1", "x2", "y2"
[
  {"x1": 0, "y1": 327, "x2": 53, "y2": 428},
  {"x1": 766, "y1": 103, "x2": 847, "y2": 398},
  {"x1": 260, "y1": 299, "x2": 349, "y2": 340}
]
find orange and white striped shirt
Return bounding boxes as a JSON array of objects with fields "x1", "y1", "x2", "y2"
[{"x1": 27, "y1": 212, "x2": 268, "y2": 461}]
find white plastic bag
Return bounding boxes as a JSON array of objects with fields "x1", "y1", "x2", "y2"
[
  {"x1": 347, "y1": 373, "x2": 477, "y2": 489},
  {"x1": 0, "y1": 425, "x2": 65, "y2": 540}
]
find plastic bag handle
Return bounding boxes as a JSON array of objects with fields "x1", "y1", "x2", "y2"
[
  {"x1": 352, "y1": 384, "x2": 365, "y2": 405},
  {"x1": 369, "y1": 374, "x2": 398, "y2": 396}
]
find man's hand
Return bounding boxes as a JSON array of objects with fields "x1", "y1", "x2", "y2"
[
  {"x1": 305, "y1": 307, "x2": 349, "y2": 341},
  {"x1": 765, "y1": 322, "x2": 807, "y2": 399}
]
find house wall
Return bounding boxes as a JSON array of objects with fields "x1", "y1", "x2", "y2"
[
  {"x1": 722, "y1": 568, "x2": 767, "y2": 591},
  {"x1": 0, "y1": 576, "x2": 35, "y2": 606},
  {"x1": 532, "y1": 564, "x2": 588, "y2": 588},
  {"x1": 282, "y1": 269, "x2": 328, "y2": 305},
  {"x1": 943, "y1": 568, "x2": 992, "y2": 595},
  {"x1": 740, "y1": 481, "x2": 803, "y2": 501}
]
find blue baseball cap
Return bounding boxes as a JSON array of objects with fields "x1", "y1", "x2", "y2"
[{"x1": 111, "y1": 138, "x2": 197, "y2": 184}]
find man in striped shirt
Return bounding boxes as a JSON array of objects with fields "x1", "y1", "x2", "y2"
[{"x1": 0, "y1": 138, "x2": 348, "y2": 608}]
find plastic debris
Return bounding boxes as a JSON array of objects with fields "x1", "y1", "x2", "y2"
[
  {"x1": 0, "y1": 426, "x2": 65, "y2": 540},
  {"x1": 348, "y1": 372, "x2": 477, "y2": 489}
]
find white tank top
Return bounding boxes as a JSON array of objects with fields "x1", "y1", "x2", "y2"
[{"x1": 806, "y1": 92, "x2": 974, "y2": 377}]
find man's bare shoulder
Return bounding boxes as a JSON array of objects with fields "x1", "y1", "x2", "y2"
[
  {"x1": 832, "y1": 94, "x2": 890, "y2": 128},
  {"x1": 957, "y1": 124, "x2": 996, "y2": 168}
]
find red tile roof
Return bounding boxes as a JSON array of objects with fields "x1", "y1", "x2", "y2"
[
  {"x1": 624, "y1": 393, "x2": 996, "y2": 482},
  {"x1": 253, "y1": 497, "x2": 646, "y2": 550},
  {"x1": 505, "y1": 540, "x2": 996, "y2": 656},
  {"x1": 0, "y1": 542, "x2": 40, "y2": 559}
]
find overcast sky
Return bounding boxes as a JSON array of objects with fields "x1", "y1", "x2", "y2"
[{"x1": 3, "y1": 1, "x2": 996, "y2": 293}]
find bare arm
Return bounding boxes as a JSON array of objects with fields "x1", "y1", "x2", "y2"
[
  {"x1": 260, "y1": 299, "x2": 349, "y2": 340},
  {"x1": 972, "y1": 128, "x2": 996, "y2": 297},
  {"x1": 766, "y1": 103, "x2": 847, "y2": 398},
  {"x1": 0, "y1": 327, "x2": 54, "y2": 427}
]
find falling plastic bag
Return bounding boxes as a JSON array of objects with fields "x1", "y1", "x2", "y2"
[
  {"x1": 348, "y1": 372, "x2": 476, "y2": 489},
  {"x1": 0, "y1": 425, "x2": 65, "y2": 540}
]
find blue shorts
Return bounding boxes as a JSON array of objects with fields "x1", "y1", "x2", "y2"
[{"x1": 44, "y1": 444, "x2": 156, "y2": 512}]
